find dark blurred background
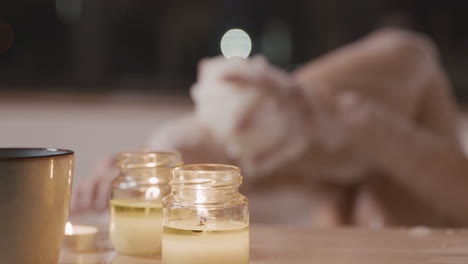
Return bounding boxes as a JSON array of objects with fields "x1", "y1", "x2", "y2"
[
  {"x1": 1, "y1": 1, "x2": 468, "y2": 217},
  {"x1": 0, "y1": 0, "x2": 467, "y2": 97}
]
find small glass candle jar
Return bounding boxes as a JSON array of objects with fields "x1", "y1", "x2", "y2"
[
  {"x1": 110, "y1": 151, "x2": 182, "y2": 257},
  {"x1": 162, "y1": 164, "x2": 249, "y2": 264}
]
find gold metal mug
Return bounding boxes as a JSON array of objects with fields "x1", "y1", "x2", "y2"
[{"x1": 0, "y1": 148, "x2": 74, "y2": 263}]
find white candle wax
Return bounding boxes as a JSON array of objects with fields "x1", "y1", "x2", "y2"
[
  {"x1": 110, "y1": 199, "x2": 163, "y2": 256},
  {"x1": 162, "y1": 220, "x2": 249, "y2": 264},
  {"x1": 63, "y1": 222, "x2": 98, "y2": 252}
]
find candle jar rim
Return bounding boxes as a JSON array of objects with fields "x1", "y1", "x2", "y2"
[
  {"x1": 170, "y1": 163, "x2": 242, "y2": 189},
  {"x1": 118, "y1": 151, "x2": 182, "y2": 169},
  {"x1": 172, "y1": 163, "x2": 240, "y2": 173}
]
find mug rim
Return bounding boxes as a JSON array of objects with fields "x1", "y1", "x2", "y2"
[{"x1": 0, "y1": 148, "x2": 74, "y2": 160}]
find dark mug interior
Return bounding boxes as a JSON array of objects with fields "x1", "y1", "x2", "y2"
[{"x1": 0, "y1": 148, "x2": 73, "y2": 159}]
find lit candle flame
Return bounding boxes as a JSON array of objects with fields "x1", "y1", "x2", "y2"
[
  {"x1": 144, "y1": 186, "x2": 161, "y2": 200},
  {"x1": 65, "y1": 221, "x2": 74, "y2": 235}
]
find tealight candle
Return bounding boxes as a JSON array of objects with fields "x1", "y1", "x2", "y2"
[{"x1": 63, "y1": 222, "x2": 98, "y2": 252}]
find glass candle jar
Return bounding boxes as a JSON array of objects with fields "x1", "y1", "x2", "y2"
[
  {"x1": 162, "y1": 164, "x2": 249, "y2": 264},
  {"x1": 110, "y1": 151, "x2": 182, "y2": 257}
]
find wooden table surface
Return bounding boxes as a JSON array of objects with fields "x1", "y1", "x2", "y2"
[{"x1": 59, "y1": 224, "x2": 468, "y2": 264}]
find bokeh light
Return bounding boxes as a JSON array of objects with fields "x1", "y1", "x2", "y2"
[{"x1": 220, "y1": 29, "x2": 252, "y2": 59}]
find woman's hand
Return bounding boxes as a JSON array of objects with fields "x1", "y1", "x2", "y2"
[{"x1": 70, "y1": 155, "x2": 118, "y2": 214}]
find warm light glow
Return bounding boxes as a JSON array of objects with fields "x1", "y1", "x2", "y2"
[
  {"x1": 149, "y1": 177, "x2": 159, "y2": 184},
  {"x1": 145, "y1": 186, "x2": 161, "y2": 200},
  {"x1": 220, "y1": 29, "x2": 252, "y2": 59},
  {"x1": 65, "y1": 222, "x2": 74, "y2": 235},
  {"x1": 195, "y1": 190, "x2": 207, "y2": 203}
]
